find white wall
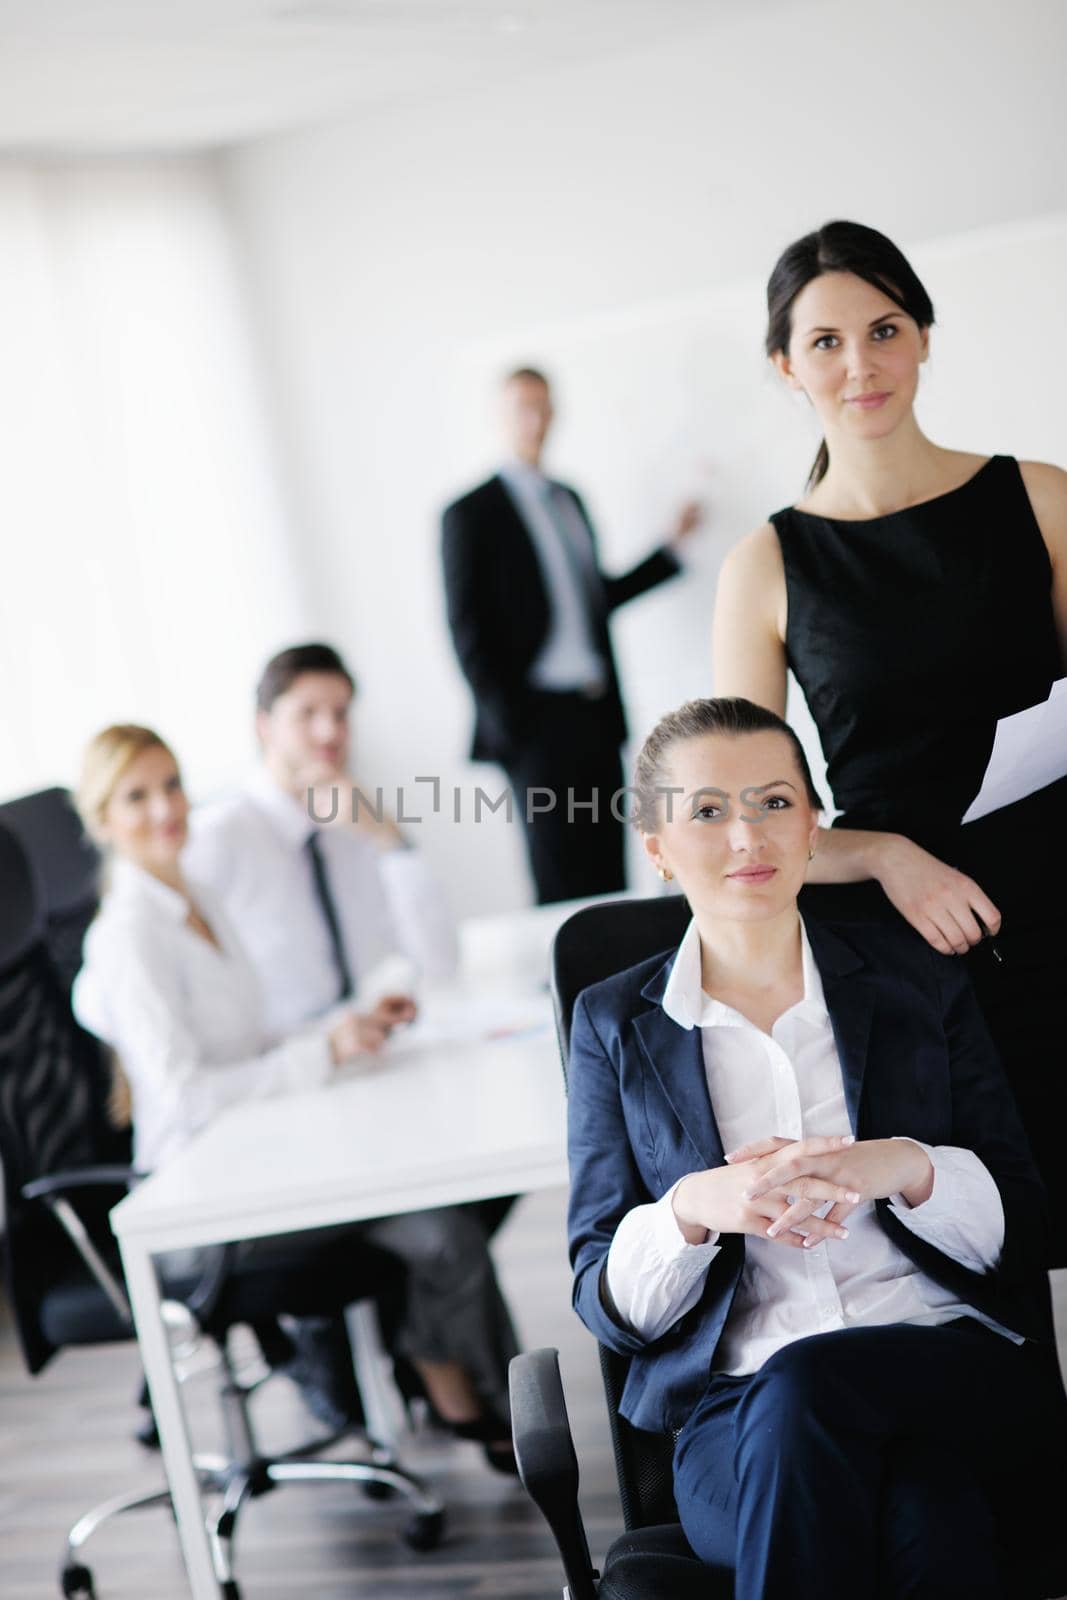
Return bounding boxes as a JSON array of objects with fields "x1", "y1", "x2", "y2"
[
  {"x1": 0, "y1": 155, "x2": 311, "y2": 808},
  {"x1": 215, "y1": 0, "x2": 1067, "y2": 913}
]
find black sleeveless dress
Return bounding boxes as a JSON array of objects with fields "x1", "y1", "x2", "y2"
[{"x1": 771, "y1": 454, "x2": 1067, "y2": 1224}]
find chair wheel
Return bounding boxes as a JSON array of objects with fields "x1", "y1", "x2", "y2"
[
  {"x1": 361, "y1": 1478, "x2": 395, "y2": 1500},
  {"x1": 402, "y1": 1509, "x2": 445, "y2": 1551},
  {"x1": 133, "y1": 1411, "x2": 160, "y2": 1450},
  {"x1": 60, "y1": 1564, "x2": 96, "y2": 1599}
]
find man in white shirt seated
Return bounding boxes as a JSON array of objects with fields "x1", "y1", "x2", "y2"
[
  {"x1": 187, "y1": 641, "x2": 458, "y2": 1033},
  {"x1": 183, "y1": 644, "x2": 518, "y2": 1455}
]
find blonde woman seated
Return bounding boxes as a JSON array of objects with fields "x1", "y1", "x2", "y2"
[
  {"x1": 567, "y1": 697, "x2": 1066, "y2": 1599},
  {"x1": 73, "y1": 725, "x2": 517, "y2": 1471}
]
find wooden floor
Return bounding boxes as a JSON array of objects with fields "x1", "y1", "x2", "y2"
[
  {"x1": 0, "y1": 1186, "x2": 621, "y2": 1600},
  {"x1": 3, "y1": 1191, "x2": 1067, "y2": 1600}
]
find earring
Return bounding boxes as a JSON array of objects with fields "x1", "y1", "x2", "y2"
[
  {"x1": 808, "y1": 845, "x2": 816, "y2": 862},
  {"x1": 658, "y1": 866, "x2": 673, "y2": 882}
]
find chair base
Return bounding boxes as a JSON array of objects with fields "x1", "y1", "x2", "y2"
[
  {"x1": 61, "y1": 1479, "x2": 178, "y2": 1597},
  {"x1": 61, "y1": 1392, "x2": 445, "y2": 1598}
]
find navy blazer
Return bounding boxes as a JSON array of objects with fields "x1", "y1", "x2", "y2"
[
  {"x1": 441, "y1": 474, "x2": 679, "y2": 763},
  {"x1": 567, "y1": 913, "x2": 1051, "y2": 1434}
]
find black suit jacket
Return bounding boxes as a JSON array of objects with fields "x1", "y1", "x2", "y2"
[
  {"x1": 441, "y1": 474, "x2": 679, "y2": 764},
  {"x1": 567, "y1": 911, "x2": 1052, "y2": 1433}
]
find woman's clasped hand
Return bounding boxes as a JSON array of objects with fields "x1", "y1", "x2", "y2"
[{"x1": 672, "y1": 1132, "x2": 935, "y2": 1250}]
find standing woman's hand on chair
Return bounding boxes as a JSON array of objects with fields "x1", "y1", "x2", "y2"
[{"x1": 869, "y1": 834, "x2": 1001, "y2": 956}]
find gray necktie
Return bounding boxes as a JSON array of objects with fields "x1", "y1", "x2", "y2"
[
  {"x1": 305, "y1": 831, "x2": 354, "y2": 1002},
  {"x1": 539, "y1": 481, "x2": 601, "y2": 608}
]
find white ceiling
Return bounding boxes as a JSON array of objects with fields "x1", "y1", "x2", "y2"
[{"x1": 0, "y1": 0, "x2": 723, "y2": 155}]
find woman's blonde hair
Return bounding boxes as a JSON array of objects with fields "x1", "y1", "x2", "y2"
[
  {"x1": 78, "y1": 726, "x2": 176, "y2": 1130},
  {"x1": 76, "y1": 724, "x2": 174, "y2": 844}
]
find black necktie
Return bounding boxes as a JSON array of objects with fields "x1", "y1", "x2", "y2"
[{"x1": 305, "y1": 831, "x2": 354, "y2": 1001}]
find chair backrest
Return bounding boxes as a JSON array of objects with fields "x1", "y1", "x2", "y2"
[
  {"x1": 550, "y1": 882, "x2": 909, "y2": 1531},
  {"x1": 0, "y1": 818, "x2": 119, "y2": 1373},
  {"x1": 551, "y1": 893, "x2": 690, "y2": 1531},
  {"x1": 0, "y1": 819, "x2": 43, "y2": 973},
  {"x1": 550, "y1": 894, "x2": 691, "y2": 1075},
  {"x1": 0, "y1": 787, "x2": 101, "y2": 993}
]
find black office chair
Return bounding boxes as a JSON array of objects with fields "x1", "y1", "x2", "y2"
[
  {"x1": 0, "y1": 786, "x2": 103, "y2": 994},
  {"x1": 0, "y1": 817, "x2": 444, "y2": 1600},
  {"x1": 511, "y1": 889, "x2": 1067, "y2": 1600},
  {"x1": 513, "y1": 892, "x2": 707, "y2": 1600}
]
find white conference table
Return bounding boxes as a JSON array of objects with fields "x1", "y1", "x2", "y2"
[{"x1": 110, "y1": 897, "x2": 599, "y2": 1598}]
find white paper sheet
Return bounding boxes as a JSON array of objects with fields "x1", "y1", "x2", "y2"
[{"x1": 961, "y1": 680, "x2": 1067, "y2": 823}]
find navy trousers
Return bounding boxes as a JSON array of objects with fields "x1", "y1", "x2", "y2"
[{"x1": 673, "y1": 1320, "x2": 1064, "y2": 1600}]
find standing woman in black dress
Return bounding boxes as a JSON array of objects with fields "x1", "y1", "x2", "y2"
[{"x1": 712, "y1": 220, "x2": 1067, "y2": 1223}]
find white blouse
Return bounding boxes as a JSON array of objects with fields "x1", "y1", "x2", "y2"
[
  {"x1": 605, "y1": 917, "x2": 1015, "y2": 1375},
  {"x1": 73, "y1": 858, "x2": 332, "y2": 1171}
]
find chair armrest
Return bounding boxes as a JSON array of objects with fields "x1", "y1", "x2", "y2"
[
  {"x1": 21, "y1": 1167, "x2": 141, "y2": 1325},
  {"x1": 21, "y1": 1166, "x2": 232, "y2": 1334},
  {"x1": 509, "y1": 1348, "x2": 599, "y2": 1600},
  {"x1": 22, "y1": 1164, "x2": 142, "y2": 1201}
]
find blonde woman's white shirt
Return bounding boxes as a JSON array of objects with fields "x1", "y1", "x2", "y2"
[{"x1": 73, "y1": 858, "x2": 332, "y2": 1171}]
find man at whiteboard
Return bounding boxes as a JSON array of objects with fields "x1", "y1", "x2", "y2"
[{"x1": 441, "y1": 366, "x2": 701, "y2": 903}]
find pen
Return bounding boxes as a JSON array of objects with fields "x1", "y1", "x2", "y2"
[
  {"x1": 974, "y1": 912, "x2": 1004, "y2": 966},
  {"x1": 486, "y1": 1022, "x2": 549, "y2": 1042}
]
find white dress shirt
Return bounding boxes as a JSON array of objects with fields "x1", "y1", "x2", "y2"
[
  {"x1": 183, "y1": 771, "x2": 458, "y2": 1038},
  {"x1": 606, "y1": 917, "x2": 1017, "y2": 1375},
  {"x1": 498, "y1": 459, "x2": 608, "y2": 693},
  {"x1": 73, "y1": 859, "x2": 332, "y2": 1171}
]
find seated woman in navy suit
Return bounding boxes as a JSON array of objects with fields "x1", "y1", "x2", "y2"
[{"x1": 567, "y1": 696, "x2": 1065, "y2": 1600}]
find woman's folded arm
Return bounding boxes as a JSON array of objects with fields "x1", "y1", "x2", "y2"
[
  {"x1": 605, "y1": 1180, "x2": 721, "y2": 1342},
  {"x1": 888, "y1": 1137, "x2": 1005, "y2": 1275}
]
